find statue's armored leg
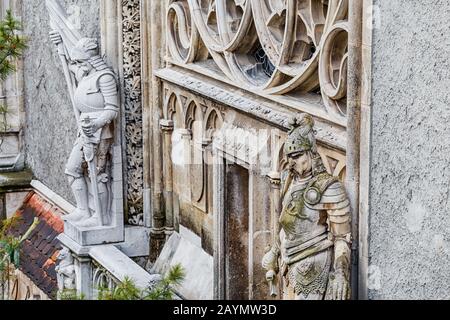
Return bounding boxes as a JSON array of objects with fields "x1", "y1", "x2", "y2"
[
  {"x1": 98, "y1": 180, "x2": 109, "y2": 224},
  {"x1": 76, "y1": 139, "x2": 112, "y2": 228},
  {"x1": 65, "y1": 176, "x2": 91, "y2": 222},
  {"x1": 64, "y1": 144, "x2": 91, "y2": 222},
  {"x1": 76, "y1": 180, "x2": 108, "y2": 227}
]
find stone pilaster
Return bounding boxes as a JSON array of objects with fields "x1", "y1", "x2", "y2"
[
  {"x1": 160, "y1": 119, "x2": 174, "y2": 238},
  {"x1": 73, "y1": 254, "x2": 93, "y2": 300}
]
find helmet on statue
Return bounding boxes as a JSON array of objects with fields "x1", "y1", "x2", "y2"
[
  {"x1": 284, "y1": 113, "x2": 327, "y2": 176},
  {"x1": 70, "y1": 38, "x2": 99, "y2": 61},
  {"x1": 284, "y1": 113, "x2": 317, "y2": 157}
]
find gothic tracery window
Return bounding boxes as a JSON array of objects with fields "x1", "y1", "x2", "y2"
[{"x1": 167, "y1": 0, "x2": 349, "y2": 119}]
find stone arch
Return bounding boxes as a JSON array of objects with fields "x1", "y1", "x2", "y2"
[
  {"x1": 277, "y1": 142, "x2": 289, "y2": 173},
  {"x1": 204, "y1": 107, "x2": 224, "y2": 141},
  {"x1": 164, "y1": 92, "x2": 183, "y2": 125},
  {"x1": 184, "y1": 100, "x2": 204, "y2": 134}
]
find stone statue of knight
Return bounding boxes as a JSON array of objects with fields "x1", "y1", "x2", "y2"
[
  {"x1": 49, "y1": 32, "x2": 119, "y2": 228},
  {"x1": 262, "y1": 113, "x2": 352, "y2": 300}
]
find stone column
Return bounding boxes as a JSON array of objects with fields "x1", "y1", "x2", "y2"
[
  {"x1": 267, "y1": 172, "x2": 281, "y2": 245},
  {"x1": 73, "y1": 254, "x2": 93, "y2": 300},
  {"x1": 347, "y1": 0, "x2": 363, "y2": 300},
  {"x1": 160, "y1": 119, "x2": 174, "y2": 239},
  {"x1": 180, "y1": 128, "x2": 192, "y2": 203},
  {"x1": 212, "y1": 148, "x2": 225, "y2": 300},
  {"x1": 140, "y1": 0, "x2": 153, "y2": 228},
  {"x1": 358, "y1": 0, "x2": 374, "y2": 300},
  {"x1": 100, "y1": 0, "x2": 120, "y2": 71},
  {"x1": 267, "y1": 171, "x2": 281, "y2": 298},
  {"x1": 147, "y1": 0, "x2": 167, "y2": 262}
]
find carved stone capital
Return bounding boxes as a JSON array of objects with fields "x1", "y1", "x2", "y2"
[
  {"x1": 160, "y1": 119, "x2": 174, "y2": 132},
  {"x1": 267, "y1": 171, "x2": 281, "y2": 188},
  {"x1": 202, "y1": 138, "x2": 212, "y2": 147},
  {"x1": 150, "y1": 226, "x2": 166, "y2": 235},
  {"x1": 179, "y1": 128, "x2": 192, "y2": 139}
]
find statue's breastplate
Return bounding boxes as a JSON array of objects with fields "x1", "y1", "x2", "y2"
[
  {"x1": 280, "y1": 182, "x2": 327, "y2": 242},
  {"x1": 74, "y1": 72, "x2": 107, "y2": 113}
]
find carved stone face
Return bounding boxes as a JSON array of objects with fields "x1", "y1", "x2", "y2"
[
  {"x1": 58, "y1": 247, "x2": 72, "y2": 263},
  {"x1": 74, "y1": 60, "x2": 94, "y2": 80},
  {"x1": 289, "y1": 151, "x2": 313, "y2": 178}
]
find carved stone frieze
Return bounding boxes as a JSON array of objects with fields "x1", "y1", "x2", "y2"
[{"x1": 122, "y1": 0, "x2": 144, "y2": 226}]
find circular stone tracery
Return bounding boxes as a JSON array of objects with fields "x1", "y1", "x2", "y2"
[{"x1": 167, "y1": 0, "x2": 349, "y2": 117}]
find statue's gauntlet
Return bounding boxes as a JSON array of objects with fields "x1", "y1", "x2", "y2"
[
  {"x1": 328, "y1": 207, "x2": 352, "y2": 285},
  {"x1": 333, "y1": 236, "x2": 351, "y2": 279},
  {"x1": 262, "y1": 245, "x2": 280, "y2": 274}
]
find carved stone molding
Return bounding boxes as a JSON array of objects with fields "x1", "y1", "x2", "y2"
[
  {"x1": 166, "y1": 0, "x2": 349, "y2": 119},
  {"x1": 123, "y1": 0, "x2": 144, "y2": 226}
]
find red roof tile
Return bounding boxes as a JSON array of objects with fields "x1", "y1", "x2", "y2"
[{"x1": 7, "y1": 192, "x2": 65, "y2": 300}]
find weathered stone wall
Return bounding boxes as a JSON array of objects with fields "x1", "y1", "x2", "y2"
[
  {"x1": 22, "y1": 0, "x2": 100, "y2": 202},
  {"x1": 369, "y1": 1, "x2": 450, "y2": 299}
]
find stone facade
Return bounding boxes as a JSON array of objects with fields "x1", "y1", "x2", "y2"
[
  {"x1": 152, "y1": 0, "x2": 354, "y2": 300},
  {"x1": 368, "y1": 0, "x2": 450, "y2": 300},
  {"x1": 4, "y1": 0, "x2": 450, "y2": 301}
]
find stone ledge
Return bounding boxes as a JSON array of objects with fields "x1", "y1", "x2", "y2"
[
  {"x1": 114, "y1": 226, "x2": 150, "y2": 258},
  {"x1": 155, "y1": 67, "x2": 347, "y2": 152},
  {"x1": 31, "y1": 180, "x2": 75, "y2": 214},
  {"x1": 0, "y1": 169, "x2": 33, "y2": 191},
  {"x1": 58, "y1": 233, "x2": 161, "y2": 292},
  {"x1": 64, "y1": 220, "x2": 124, "y2": 246},
  {"x1": 89, "y1": 245, "x2": 161, "y2": 290}
]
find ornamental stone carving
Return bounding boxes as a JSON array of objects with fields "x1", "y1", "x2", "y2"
[
  {"x1": 55, "y1": 247, "x2": 76, "y2": 293},
  {"x1": 262, "y1": 113, "x2": 351, "y2": 300},
  {"x1": 167, "y1": 0, "x2": 349, "y2": 117},
  {"x1": 123, "y1": 0, "x2": 144, "y2": 226}
]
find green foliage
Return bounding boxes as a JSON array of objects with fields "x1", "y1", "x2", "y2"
[
  {"x1": 0, "y1": 217, "x2": 39, "y2": 300},
  {"x1": 58, "y1": 289, "x2": 85, "y2": 301},
  {"x1": 0, "y1": 10, "x2": 27, "y2": 80},
  {"x1": 144, "y1": 264, "x2": 185, "y2": 300},
  {"x1": 95, "y1": 264, "x2": 185, "y2": 301},
  {"x1": 97, "y1": 277, "x2": 142, "y2": 300},
  {"x1": 0, "y1": 10, "x2": 27, "y2": 133}
]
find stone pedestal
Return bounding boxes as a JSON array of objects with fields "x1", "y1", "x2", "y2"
[{"x1": 64, "y1": 221, "x2": 124, "y2": 246}]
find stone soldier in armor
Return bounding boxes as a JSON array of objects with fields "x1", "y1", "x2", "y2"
[
  {"x1": 262, "y1": 113, "x2": 352, "y2": 300},
  {"x1": 50, "y1": 31, "x2": 119, "y2": 228}
]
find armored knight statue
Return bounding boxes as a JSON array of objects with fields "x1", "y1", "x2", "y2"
[
  {"x1": 262, "y1": 114, "x2": 352, "y2": 300},
  {"x1": 49, "y1": 31, "x2": 119, "y2": 228}
]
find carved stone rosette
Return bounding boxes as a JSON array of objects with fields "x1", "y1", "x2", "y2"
[
  {"x1": 122, "y1": 0, "x2": 144, "y2": 226},
  {"x1": 167, "y1": 0, "x2": 349, "y2": 117}
]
